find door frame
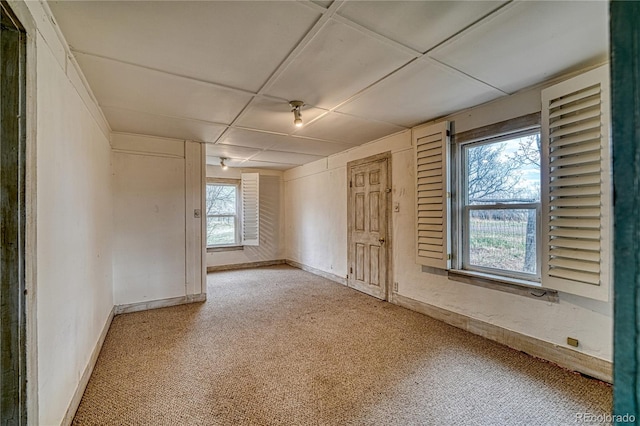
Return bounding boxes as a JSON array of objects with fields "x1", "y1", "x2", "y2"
[
  {"x1": 346, "y1": 152, "x2": 393, "y2": 301},
  {"x1": 2, "y1": 1, "x2": 38, "y2": 421},
  {"x1": 611, "y1": 0, "x2": 640, "y2": 418},
  {"x1": 0, "y1": 2, "x2": 29, "y2": 423}
]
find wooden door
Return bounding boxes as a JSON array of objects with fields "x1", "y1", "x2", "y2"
[{"x1": 348, "y1": 156, "x2": 389, "y2": 300}]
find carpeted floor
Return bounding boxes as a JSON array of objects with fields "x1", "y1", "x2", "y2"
[{"x1": 73, "y1": 265, "x2": 612, "y2": 425}]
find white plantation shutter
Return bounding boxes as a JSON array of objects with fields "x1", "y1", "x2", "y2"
[
  {"x1": 541, "y1": 65, "x2": 611, "y2": 301},
  {"x1": 414, "y1": 121, "x2": 451, "y2": 269},
  {"x1": 241, "y1": 173, "x2": 260, "y2": 246}
]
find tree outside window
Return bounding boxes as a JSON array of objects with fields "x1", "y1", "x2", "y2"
[
  {"x1": 462, "y1": 132, "x2": 541, "y2": 277},
  {"x1": 206, "y1": 182, "x2": 239, "y2": 246}
]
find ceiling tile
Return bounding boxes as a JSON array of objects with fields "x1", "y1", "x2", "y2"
[
  {"x1": 103, "y1": 107, "x2": 226, "y2": 143},
  {"x1": 295, "y1": 113, "x2": 405, "y2": 145},
  {"x1": 337, "y1": 59, "x2": 504, "y2": 127},
  {"x1": 76, "y1": 54, "x2": 252, "y2": 125},
  {"x1": 205, "y1": 144, "x2": 261, "y2": 160},
  {"x1": 429, "y1": 1, "x2": 609, "y2": 94},
  {"x1": 217, "y1": 128, "x2": 283, "y2": 150},
  {"x1": 311, "y1": 0, "x2": 333, "y2": 9},
  {"x1": 269, "y1": 138, "x2": 354, "y2": 157},
  {"x1": 49, "y1": 1, "x2": 321, "y2": 92},
  {"x1": 338, "y1": 1, "x2": 506, "y2": 53},
  {"x1": 234, "y1": 160, "x2": 297, "y2": 170},
  {"x1": 235, "y1": 97, "x2": 327, "y2": 134},
  {"x1": 218, "y1": 127, "x2": 350, "y2": 157},
  {"x1": 264, "y1": 19, "x2": 415, "y2": 109},
  {"x1": 251, "y1": 150, "x2": 324, "y2": 165}
]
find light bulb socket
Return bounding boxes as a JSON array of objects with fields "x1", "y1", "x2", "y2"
[
  {"x1": 289, "y1": 100, "x2": 304, "y2": 127},
  {"x1": 220, "y1": 157, "x2": 228, "y2": 170}
]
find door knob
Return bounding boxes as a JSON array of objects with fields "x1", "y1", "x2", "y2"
[{"x1": 379, "y1": 238, "x2": 385, "y2": 244}]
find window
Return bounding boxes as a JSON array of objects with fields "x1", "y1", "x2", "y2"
[
  {"x1": 460, "y1": 130, "x2": 541, "y2": 280},
  {"x1": 206, "y1": 180, "x2": 240, "y2": 247},
  {"x1": 413, "y1": 64, "x2": 611, "y2": 301}
]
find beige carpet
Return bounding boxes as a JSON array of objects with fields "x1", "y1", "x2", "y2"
[{"x1": 73, "y1": 265, "x2": 612, "y2": 425}]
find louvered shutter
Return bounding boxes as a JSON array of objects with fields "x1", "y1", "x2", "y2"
[
  {"x1": 241, "y1": 173, "x2": 260, "y2": 246},
  {"x1": 414, "y1": 121, "x2": 451, "y2": 269},
  {"x1": 541, "y1": 65, "x2": 611, "y2": 301}
]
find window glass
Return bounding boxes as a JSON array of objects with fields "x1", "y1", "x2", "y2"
[
  {"x1": 206, "y1": 183, "x2": 239, "y2": 246},
  {"x1": 462, "y1": 132, "x2": 541, "y2": 278}
]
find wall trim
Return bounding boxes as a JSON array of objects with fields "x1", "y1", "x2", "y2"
[
  {"x1": 114, "y1": 293, "x2": 207, "y2": 315},
  {"x1": 391, "y1": 293, "x2": 612, "y2": 383},
  {"x1": 61, "y1": 306, "x2": 115, "y2": 426},
  {"x1": 207, "y1": 259, "x2": 286, "y2": 272},
  {"x1": 285, "y1": 259, "x2": 347, "y2": 286}
]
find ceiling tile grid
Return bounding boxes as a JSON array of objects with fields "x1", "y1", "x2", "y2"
[{"x1": 49, "y1": 0, "x2": 610, "y2": 170}]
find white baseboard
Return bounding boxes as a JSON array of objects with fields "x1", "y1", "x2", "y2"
[
  {"x1": 207, "y1": 259, "x2": 286, "y2": 272},
  {"x1": 391, "y1": 293, "x2": 612, "y2": 383},
  {"x1": 285, "y1": 259, "x2": 347, "y2": 286},
  {"x1": 114, "y1": 293, "x2": 207, "y2": 315},
  {"x1": 61, "y1": 306, "x2": 115, "y2": 426}
]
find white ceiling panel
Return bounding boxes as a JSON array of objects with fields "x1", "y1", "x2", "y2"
[
  {"x1": 338, "y1": 1, "x2": 507, "y2": 53},
  {"x1": 295, "y1": 112, "x2": 405, "y2": 145},
  {"x1": 311, "y1": 0, "x2": 334, "y2": 9},
  {"x1": 232, "y1": 160, "x2": 297, "y2": 171},
  {"x1": 269, "y1": 138, "x2": 355, "y2": 157},
  {"x1": 264, "y1": 19, "x2": 415, "y2": 109},
  {"x1": 49, "y1": 1, "x2": 321, "y2": 92},
  {"x1": 76, "y1": 53, "x2": 252, "y2": 125},
  {"x1": 217, "y1": 127, "x2": 348, "y2": 156},
  {"x1": 205, "y1": 144, "x2": 261, "y2": 160},
  {"x1": 337, "y1": 59, "x2": 504, "y2": 127},
  {"x1": 217, "y1": 128, "x2": 284, "y2": 150},
  {"x1": 103, "y1": 107, "x2": 226, "y2": 143},
  {"x1": 235, "y1": 97, "x2": 327, "y2": 134},
  {"x1": 429, "y1": 1, "x2": 609, "y2": 94},
  {"x1": 251, "y1": 150, "x2": 324, "y2": 165}
]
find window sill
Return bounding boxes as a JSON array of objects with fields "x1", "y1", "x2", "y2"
[
  {"x1": 207, "y1": 245, "x2": 244, "y2": 253},
  {"x1": 446, "y1": 269, "x2": 558, "y2": 303}
]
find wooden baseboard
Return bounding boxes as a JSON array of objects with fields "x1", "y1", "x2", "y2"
[
  {"x1": 61, "y1": 306, "x2": 115, "y2": 426},
  {"x1": 207, "y1": 259, "x2": 286, "y2": 273},
  {"x1": 114, "y1": 293, "x2": 207, "y2": 315},
  {"x1": 392, "y1": 293, "x2": 613, "y2": 383},
  {"x1": 285, "y1": 259, "x2": 347, "y2": 286}
]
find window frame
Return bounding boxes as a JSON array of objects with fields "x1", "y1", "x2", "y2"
[
  {"x1": 453, "y1": 115, "x2": 542, "y2": 283},
  {"x1": 206, "y1": 178, "x2": 241, "y2": 248}
]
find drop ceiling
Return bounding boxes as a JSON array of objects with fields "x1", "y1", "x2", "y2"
[{"x1": 48, "y1": 0, "x2": 608, "y2": 171}]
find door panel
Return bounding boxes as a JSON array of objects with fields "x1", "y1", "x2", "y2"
[{"x1": 348, "y1": 157, "x2": 388, "y2": 300}]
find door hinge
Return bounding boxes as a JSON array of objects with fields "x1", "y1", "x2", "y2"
[
  {"x1": 446, "y1": 129, "x2": 450, "y2": 137},
  {"x1": 447, "y1": 254, "x2": 452, "y2": 260},
  {"x1": 350, "y1": 180, "x2": 352, "y2": 188},
  {"x1": 350, "y1": 267, "x2": 353, "y2": 273}
]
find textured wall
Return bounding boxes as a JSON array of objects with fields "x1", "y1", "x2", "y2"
[{"x1": 34, "y1": 16, "x2": 114, "y2": 426}]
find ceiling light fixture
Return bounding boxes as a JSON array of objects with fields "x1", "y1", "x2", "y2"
[
  {"x1": 220, "y1": 157, "x2": 228, "y2": 170},
  {"x1": 290, "y1": 100, "x2": 304, "y2": 127}
]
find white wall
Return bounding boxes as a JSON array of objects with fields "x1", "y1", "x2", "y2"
[
  {"x1": 29, "y1": 2, "x2": 114, "y2": 424},
  {"x1": 284, "y1": 77, "x2": 613, "y2": 363},
  {"x1": 206, "y1": 165, "x2": 285, "y2": 268},
  {"x1": 112, "y1": 134, "x2": 205, "y2": 305}
]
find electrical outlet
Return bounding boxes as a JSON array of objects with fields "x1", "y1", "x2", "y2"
[
  {"x1": 567, "y1": 337, "x2": 579, "y2": 347},
  {"x1": 393, "y1": 281, "x2": 399, "y2": 292}
]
